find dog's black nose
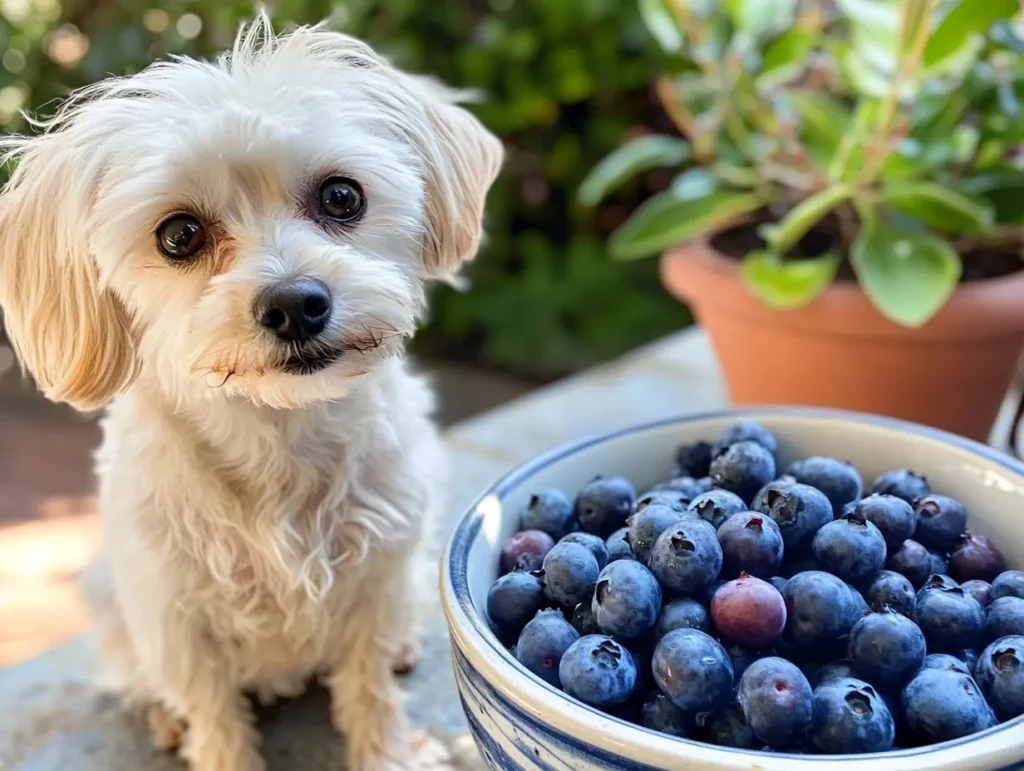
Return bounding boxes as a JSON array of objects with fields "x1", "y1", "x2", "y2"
[{"x1": 255, "y1": 277, "x2": 332, "y2": 342}]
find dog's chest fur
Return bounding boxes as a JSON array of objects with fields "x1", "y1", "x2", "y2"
[{"x1": 97, "y1": 361, "x2": 436, "y2": 675}]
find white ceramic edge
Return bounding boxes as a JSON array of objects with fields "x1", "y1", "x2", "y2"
[{"x1": 440, "y1": 407, "x2": 1024, "y2": 771}]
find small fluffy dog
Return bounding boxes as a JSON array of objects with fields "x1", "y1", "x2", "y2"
[{"x1": 0, "y1": 16, "x2": 502, "y2": 771}]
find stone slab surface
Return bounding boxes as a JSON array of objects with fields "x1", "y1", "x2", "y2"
[{"x1": 0, "y1": 330, "x2": 726, "y2": 770}]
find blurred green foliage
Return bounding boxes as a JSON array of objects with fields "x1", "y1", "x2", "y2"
[{"x1": 0, "y1": 0, "x2": 692, "y2": 379}]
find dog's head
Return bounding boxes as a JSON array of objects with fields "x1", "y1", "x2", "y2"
[{"x1": 0, "y1": 17, "x2": 503, "y2": 409}]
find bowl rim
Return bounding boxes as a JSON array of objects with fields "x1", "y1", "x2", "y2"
[{"x1": 441, "y1": 406, "x2": 1024, "y2": 769}]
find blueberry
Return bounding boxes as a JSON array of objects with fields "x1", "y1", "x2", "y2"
[
  {"x1": 605, "y1": 527, "x2": 634, "y2": 564},
  {"x1": 520, "y1": 490, "x2": 575, "y2": 540},
  {"x1": 654, "y1": 597, "x2": 711, "y2": 642},
  {"x1": 711, "y1": 575, "x2": 787, "y2": 648},
  {"x1": 559, "y1": 532, "x2": 609, "y2": 571},
  {"x1": 928, "y1": 550, "x2": 951, "y2": 577},
  {"x1": 866, "y1": 570, "x2": 916, "y2": 617},
  {"x1": 652, "y1": 629, "x2": 734, "y2": 712},
  {"x1": 570, "y1": 600, "x2": 599, "y2": 637},
  {"x1": 783, "y1": 571, "x2": 858, "y2": 651},
  {"x1": 920, "y1": 653, "x2": 972, "y2": 676},
  {"x1": 984, "y1": 597, "x2": 1024, "y2": 642},
  {"x1": 649, "y1": 476, "x2": 704, "y2": 503},
  {"x1": 516, "y1": 609, "x2": 580, "y2": 687},
  {"x1": 974, "y1": 635, "x2": 1024, "y2": 721},
  {"x1": 540, "y1": 542, "x2": 600, "y2": 608},
  {"x1": 676, "y1": 440, "x2": 713, "y2": 478},
  {"x1": 902, "y1": 668, "x2": 996, "y2": 744},
  {"x1": 886, "y1": 539, "x2": 932, "y2": 589},
  {"x1": 559, "y1": 635, "x2": 637, "y2": 708},
  {"x1": 809, "y1": 677, "x2": 895, "y2": 753},
  {"x1": 871, "y1": 468, "x2": 930, "y2": 505},
  {"x1": 695, "y1": 476, "x2": 714, "y2": 494},
  {"x1": 724, "y1": 643, "x2": 767, "y2": 681},
  {"x1": 848, "y1": 611, "x2": 926, "y2": 686},
  {"x1": 812, "y1": 659, "x2": 857, "y2": 687},
  {"x1": 702, "y1": 700, "x2": 757, "y2": 748},
  {"x1": 575, "y1": 476, "x2": 636, "y2": 538},
  {"x1": 952, "y1": 648, "x2": 979, "y2": 674},
  {"x1": 648, "y1": 518, "x2": 723, "y2": 596},
  {"x1": 847, "y1": 494, "x2": 916, "y2": 550},
  {"x1": 846, "y1": 582, "x2": 871, "y2": 621},
  {"x1": 915, "y1": 586, "x2": 984, "y2": 652},
  {"x1": 785, "y1": 456, "x2": 863, "y2": 517},
  {"x1": 592, "y1": 560, "x2": 662, "y2": 638},
  {"x1": 641, "y1": 691, "x2": 690, "y2": 737},
  {"x1": 499, "y1": 530, "x2": 555, "y2": 574},
  {"x1": 769, "y1": 576, "x2": 789, "y2": 594},
  {"x1": 717, "y1": 513, "x2": 784, "y2": 579},
  {"x1": 635, "y1": 489, "x2": 690, "y2": 514},
  {"x1": 687, "y1": 489, "x2": 747, "y2": 530},
  {"x1": 913, "y1": 495, "x2": 967, "y2": 552},
  {"x1": 737, "y1": 657, "x2": 814, "y2": 747},
  {"x1": 961, "y1": 580, "x2": 993, "y2": 608},
  {"x1": 487, "y1": 572, "x2": 545, "y2": 642},
  {"x1": 752, "y1": 479, "x2": 832, "y2": 551},
  {"x1": 627, "y1": 503, "x2": 684, "y2": 565},
  {"x1": 992, "y1": 570, "x2": 1024, "y2": 601},
  {"x1": 712, "y1": 420, "x2": 778, "y2": 459},
  {"x1": 813, "y1": 513, "x2": 888, "y2": 586},
  {"x1": 917, "y1": 573, "x2": 959, "y2": 600},
  {"x1": 949, "y1": 533, "x2": 1007, "y2": 583},
  {"x1": 710, "y1": 441, "x2": 777, "y2": 505}
]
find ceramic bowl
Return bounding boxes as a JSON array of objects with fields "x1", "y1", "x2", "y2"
[{"x1": 441, "y1": 408, "x2": 1024, "y2": 771}]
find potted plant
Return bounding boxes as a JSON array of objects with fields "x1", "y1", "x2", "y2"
[{"x1": 579, "y1": 0, "x2": 1024, "y2": 441}]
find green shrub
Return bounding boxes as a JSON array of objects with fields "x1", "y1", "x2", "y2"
[{"x1": 0, "y1": 0, "x2": 691, "y2": 379}]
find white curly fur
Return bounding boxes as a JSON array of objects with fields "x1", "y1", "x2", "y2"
[{"x1": 0, "y1": 15, "x2": 502, "y2": 771}]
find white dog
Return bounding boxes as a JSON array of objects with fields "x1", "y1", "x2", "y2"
[{"x1": 0, "y1": 16, "x2": 502, "y2": 771}]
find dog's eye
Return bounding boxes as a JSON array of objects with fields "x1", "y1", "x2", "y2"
[
  {"x1": 157, "y1": 215, "x2": 206, "y2": 261},
  {"x1": 319, "y1": 177, "x2": 365, "y2": 224}
]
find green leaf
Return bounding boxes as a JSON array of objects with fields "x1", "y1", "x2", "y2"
[
  {"x1": 924, "y1": 0, "x2": 1018, "y2": 69},
  {"x1": 742, "y1": 250, "x2": 840, "y2": 309},
  {"x1": 759, "y1": 30, "x2": 816, "y2": 85},
  {"x1": 959, "y1": 169, "x2": 1024, "y2": 224},
  {"x1": 829, "y1": 98, "x2": 878, "y2": 182},
  {"x1": 670, "y1": 167, "x2": 718, "y2": 199},
  {"x1": 609, "y1": 190, "x2": 764, "y2": 261},
  {"x1": 786, "y1": 90, "x2": 851, "y2": 166},
  {"x1": 727, "y1": 0, "x2": 798, "y2": 41},
  {"x1": 882, "y1": 181, "x2": 995, "y2": 232},
  {"x1": 577, "y1": 135, "x2": 690, "y2": 207},
  {"x1": 760, "y1": 185, "x2": 855, "y2": 254},
  {"x1": 851, "y1": 219, "x2": 962, "y2": 327},
  {"x1": 639, "y1": 0, "x2": 684, "y2": 53}
]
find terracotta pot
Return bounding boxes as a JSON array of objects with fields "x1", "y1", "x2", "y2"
[{"x1": 661, "y1": 238, "x2": 1024, "y2": 442}]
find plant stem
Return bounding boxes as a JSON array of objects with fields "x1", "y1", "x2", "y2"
[
  {"x1": 655, "y1": 75, "x2": 705, "y2": 157},
  {"x1": 859, "y1": 0, "x2": 939, "y2": 186}
]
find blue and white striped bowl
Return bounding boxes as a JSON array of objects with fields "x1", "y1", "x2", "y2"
[{"x1": 441, "y1": 408, "x2": 1024, "y2": 770}]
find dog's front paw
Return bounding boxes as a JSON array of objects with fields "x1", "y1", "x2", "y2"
[
  {"x1": 392, "y1": 636, "x2": 422, "y2": 676},
  {"x1": 348, "y1": 729, "x2": 452, "y2": 771},
  {"x1": 145, "y1": 702, "x2": 188, "y2": 752}
]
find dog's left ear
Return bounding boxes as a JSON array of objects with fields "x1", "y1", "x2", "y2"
[{"x1": 401, "y1": 78, "x2": 504, "y2": 278}]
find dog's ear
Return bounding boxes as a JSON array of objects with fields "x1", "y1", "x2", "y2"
[
  {"x1": 401, "y1": 77, "x2": 504, "y2": 278},
  {"x1": 0, "y1": 129, "x2": 137, "y2": 411}
]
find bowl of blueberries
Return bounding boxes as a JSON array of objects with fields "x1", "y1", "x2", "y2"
[{"x1": 440, "y1": 408, "x2": 1024, "y2": 770}]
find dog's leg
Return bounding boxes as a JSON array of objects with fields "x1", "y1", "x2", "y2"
[
  {"x1": 327, "y1": 561, "x2": 412, "y2": 771},
  {"x1": 114, "y1": 578, "x2": 264, "y2": 771}
]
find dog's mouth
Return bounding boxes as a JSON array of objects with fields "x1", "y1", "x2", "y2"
[
  {"x1": 280, "y1": 347, "x2": 344, "y2": 375},
  {"x1": 277, "y1": 326, "x2": 410, "y2": 376}
]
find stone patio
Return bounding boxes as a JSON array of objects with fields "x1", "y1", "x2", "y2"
[{"x1": 2, "y1": 328, "x2": 1020, "y2": 770}]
